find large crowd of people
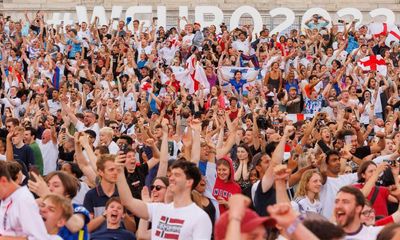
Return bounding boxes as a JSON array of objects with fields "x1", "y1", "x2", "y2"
[{"x1": 1, "y1": 10, "x2": 400, "y2": 239}]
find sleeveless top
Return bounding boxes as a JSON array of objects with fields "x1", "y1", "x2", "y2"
[{"x1": 268, "y1": 74, "x2": 281, "y2": 91}]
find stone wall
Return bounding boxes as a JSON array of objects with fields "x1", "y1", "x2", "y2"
[{"x1": 2, "y1": 0, "x2": 400, "y2": 27}]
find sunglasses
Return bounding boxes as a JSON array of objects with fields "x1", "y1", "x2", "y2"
[{"x1": 150, "y1": 185, "x2": 166, "y2": 191}]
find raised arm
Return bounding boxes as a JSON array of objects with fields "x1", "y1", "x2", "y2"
[
  {"x1": 156, "y1": 119, "x2": 169, "y2": 177},
  {"x1": 361, "y1": 162, "x2": 388, "y2": 197},
  {"x1": 261, "y1": 126, "x2": 294, "y2": 193}
]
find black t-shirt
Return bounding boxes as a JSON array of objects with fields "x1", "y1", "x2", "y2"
[
  {"x1": 253, "y1": 181, "x2": 276, "y2": 216},
  {"x1": 353, "y1": 146, "x2": 372, "y2": 159},
  {"x1": 125, "y1": 163, "x2": 149, "y2": 200},
  {"x1": 58, "y1": 145, "x2": 75, "y2": 162}
]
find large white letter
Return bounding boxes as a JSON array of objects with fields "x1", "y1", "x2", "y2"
[
  {"x1": 75, "y1": 6, "x2": 88, "y2": 24},
  {"x1": 195, "y1": 6, "x2": 224, "y2": 32},
  {"x1": 157, "y1": 6, "x2": 167, "y2": 30},
  {"x1": 370, "y1": 8, "x2": 395, "y2": 25},
  {"x1": 179, "y1": 6, "x2": 188, "y2": 30},
  {"x1": 230, "y1": 6, "x2": 263, "y2": 37},
  {"x1": 269, "y1": 8, "x2": 295, "y2": 35},
  {"x1": 109, "y1": 6, "x2": 123, "y2": 30},
  {"x1": 301, "y1": 8, "x2": 332, "y2": 32},
  {"x1": 336, "y1": 8, "x2": 363, "y2": 28},
  {"x1": 90, "y1": 6, "x2": 107, "y2": 26},
  {"x1": 125, "y1": 6, "x2": 152, "y2": 31},
  {"x1": 48, "y1": 13, "x2": 62, "y2": 25}
]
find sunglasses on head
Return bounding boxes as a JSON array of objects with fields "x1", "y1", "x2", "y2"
[{"x1": 150, "y1": 185, "x2": 165, "y2": 191}]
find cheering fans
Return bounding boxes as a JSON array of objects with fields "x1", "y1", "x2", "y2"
[{"x1": 2, "y1": 9, "x2": 400, "y2": 240}]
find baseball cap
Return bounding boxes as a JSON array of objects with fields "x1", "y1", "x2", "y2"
[
  {"x1": 214, "y1": 208, "x2": 276, "y2": 240},
  {"x1": 84, "y1": 129, "x2": 97, "y2": 139}
]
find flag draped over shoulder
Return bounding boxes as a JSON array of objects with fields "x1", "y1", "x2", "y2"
[
  {"x1": 357, "y1": 55, "x2": 387, "y2": 76},
  {"x1": 219, "y1": 66, "x2": 260, "y2": 91}
]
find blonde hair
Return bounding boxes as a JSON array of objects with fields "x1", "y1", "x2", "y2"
[
  {"x1": 14, "y1": 126, "x2": 25, "y2": 134},
  {"x1": 294, "y1": 169, "x2": 322, "y2": 200},
  {"x1": 42, "y1": 194, "x2": 73, "y2": 221},
  {"x1": 100, "y1": 127, "x2": 113, "y2": 136}
]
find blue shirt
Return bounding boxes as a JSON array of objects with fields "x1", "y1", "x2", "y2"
[
  {"x1": 58, "y1": 204, "x2": 90, "y2": 240},
  {"x1": 229, "y1": 78, "x2": 247, "y2": 93},
  {"x1": 90, "y1": 227, "x2": 136, "y2": 240},
  {"x1": 83, "y1": 184, "x2": 119, "y2": 218},
  {"x1": 303, "y1": 95, "x2": 323, "y2": 114},
  {"x1": 67, "y1": 37, "x2": 82, "y2": 59}
]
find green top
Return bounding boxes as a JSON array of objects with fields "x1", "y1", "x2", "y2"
[{"x1": 30, "y1": 142, "x2": 44, "y2": 175}]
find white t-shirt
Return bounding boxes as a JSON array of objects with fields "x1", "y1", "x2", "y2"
[
  {"x1": 120, "y1": 124, "x2": 135, "y2": 135},
  {"x1": 75, "y1": 121, "x2": 100, "y2": 146},
  {"x1": 291, "y1": 196, "x2": 322, "y2": 214},
  {"x1": 182, "y1": 34, "x2": 194, "y2": 46},
  {"x1": 344, "y1": 225, "x2": 383, "y2": 240},
  {"x1": 47, "y1": 99, "x2": 61, "y2": 116},
  {"x1": 147, "y1": 202, "x2": 212, "y2": 240},
  {"x1": 200, "y1": 161, "x2": 219, "y2": 219},
  {"x1": 0, "y1": 186, "x2": 50, "y2": 240},
  {"x1": 320, "y1": 173, "x2": 358, "y2": 219},
  {"x1": 123, "y1": 93, "x2": 137, "y2": 112},
  {"x1": 232, "y1": 40, "x2": 251, "y2": 55},
  {"x1": 72, "y1": 181, "x2": 91, "y2": 205},
  {"x1": 108, "y1": 141, "x2": 120, "y2": 155},
  {"x1": 37, "y1": 140, "x2": 59, "y2": 175}
]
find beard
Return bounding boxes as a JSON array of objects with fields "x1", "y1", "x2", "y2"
[{"x1": 338, "y1": 208, "x2": 356, "y2": 228}]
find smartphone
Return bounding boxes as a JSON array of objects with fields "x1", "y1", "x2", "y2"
[
  {"x1": 384, "y1": 159, "x2": 396, "y2": 167},
  {"x1": 120, "y1": 143, "x2": 129, "y2": 154}
]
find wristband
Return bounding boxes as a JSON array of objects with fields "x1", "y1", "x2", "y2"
[{"x1": 286, "y1": 214, "x2": 305, "y2": 235}]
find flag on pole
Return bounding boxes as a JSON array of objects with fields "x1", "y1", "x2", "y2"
[
  {"x1": 385, "y1": 25, "x2": 400, "y2": 47},
  {"x1": 368, "y1": 22, "x2": 390, "y2": 37}
]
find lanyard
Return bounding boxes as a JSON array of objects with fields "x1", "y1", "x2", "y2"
[{"x1": 3, "y1": 200, "x2": 13, "y2": 230}]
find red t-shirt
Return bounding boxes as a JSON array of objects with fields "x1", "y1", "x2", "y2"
[
  {"x1": 353, "y1": 184, "x2": 390, "y2": 217},
  {"x1": 213, "y1": 179, "x2": 241, "y2": 214}
]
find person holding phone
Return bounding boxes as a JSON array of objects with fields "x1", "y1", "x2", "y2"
[{"x1": 305, "y1": 14, "x2": 329, "y2": 30}]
